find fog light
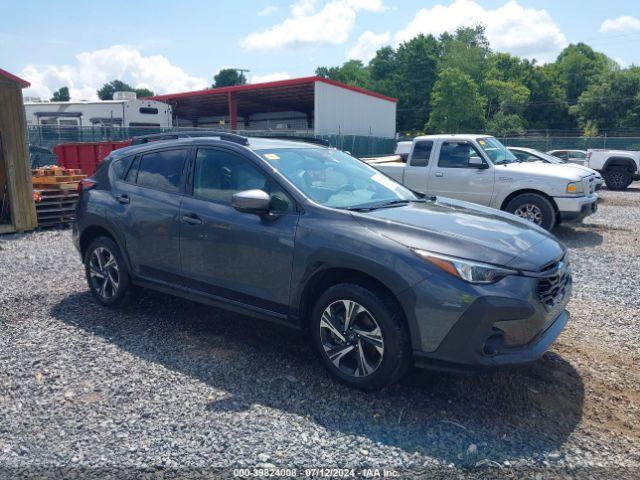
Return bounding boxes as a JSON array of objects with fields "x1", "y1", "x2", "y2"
[{"x1": 483, "y1": 333, "x2": 505, "y2": 356}]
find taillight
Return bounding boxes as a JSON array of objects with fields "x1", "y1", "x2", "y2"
[{"x1": 77, "y1": 178, "x2": 97, "y2": 194}]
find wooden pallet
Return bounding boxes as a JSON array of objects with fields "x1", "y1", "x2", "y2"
[
  {"x1": 32, "y1": 171, "x2": 83, "y2": 227},
  {"x1": 32, "y1": 167, "x2": 86, "y2": 192}
]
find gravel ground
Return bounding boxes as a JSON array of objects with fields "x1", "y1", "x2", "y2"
[{"x1": 1, "y1": 184, "x2": 639, "y2": 479}]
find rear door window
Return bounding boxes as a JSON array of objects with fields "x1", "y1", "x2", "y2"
[
  {"x1": 136, "y1": 149, "x2": 188, "y2": 193},
  {"x1": 410, "y1": 141, "x2": 433, "y2": 167}
]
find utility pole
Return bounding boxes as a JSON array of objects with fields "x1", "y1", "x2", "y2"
[{"x1": 235, "y1": 68, "x2": 250, "y2": 82}]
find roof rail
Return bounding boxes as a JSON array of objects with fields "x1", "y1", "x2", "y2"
[
  {"x1": 131, "y1": 131, "x2": 249, "y2": 146},
  {"x1": 256, "y1": 135, "x2": 331, "y2": 147}
]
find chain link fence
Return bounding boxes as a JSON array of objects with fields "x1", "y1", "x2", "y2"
[
  {"x1": 500, "y1": 136, "x2": 640, "y2": 152},
  {"x1": 26, "y1": 126, "x2": 640, "y2": 169},
  {"x1": 27, "y1": 125, "x2": 397, "y2": 167}
]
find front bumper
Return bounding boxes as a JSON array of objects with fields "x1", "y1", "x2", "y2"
[
  {"x1": 554, "y1": 193, "x2": 598, "y2": 222},
  {"x1": 398, "y1": 269, "x2": 571, "y2": 372}
]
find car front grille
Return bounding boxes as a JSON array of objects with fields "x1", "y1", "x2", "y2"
[{"x1": 537, "y1": 261, "x2": 572, "y2": 311}]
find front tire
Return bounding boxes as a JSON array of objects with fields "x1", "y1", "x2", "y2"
[
  {"x1": 603, "y1": 167, "x2": 632, "y2": 190},
  {"x1": 505, "y1": 193, "x2": 556, "y2": 230},
  {"x1": 311, "y1": 283, "x2": 411, "y2": 390},
  {"x1": 84, "y1": 236, "x2": 133, "y2": 308}
]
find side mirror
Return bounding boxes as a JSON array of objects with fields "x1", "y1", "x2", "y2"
[
  {"x1": 232, "y1": 189, "x2": 271, "y2": 215},
  {"x1": 469, "y1": 156, "x2": 488, "y2": 169}
]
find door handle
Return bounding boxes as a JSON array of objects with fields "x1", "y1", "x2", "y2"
[
  {"x1": 181, "y1": 213, "x2": 203, "y2": 225},
  {"x1": 115, "y1": 194, "x2": 130, "y2": 204},
  {"x1": 435, "y1": 172, "x2": 444, "y2": 177}
]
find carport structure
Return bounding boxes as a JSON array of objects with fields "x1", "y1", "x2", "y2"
[{"x1": 151, "y1": 76, "x2": 397, "y2": 137}]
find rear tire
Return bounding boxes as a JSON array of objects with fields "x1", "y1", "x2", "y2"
[
  {"x1": 311, "y1": 283, "x2": 411, "y2": 391},
  {"x1": 84, "y1": 236, "x2": 134, "y2": 308},
  {"x1": 603, "y1": 167, "x2": 632, "y2": 191},
  {"x1": 505, "y1": 193, "x2": 556, "y2": 231}
]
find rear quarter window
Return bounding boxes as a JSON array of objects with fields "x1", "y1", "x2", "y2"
[
  {"x1": 111, "y1": 156, "x2": 134, "y2": 179},
  {"x1": 136, "y1": 149, "x2": 188, "y2": 192}
]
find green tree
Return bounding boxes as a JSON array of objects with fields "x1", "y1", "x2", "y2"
[
  {"x1": 97, "y1": 80, "x2": 154, "y2": 100},
  {"x1": 316, "y1": 60, "x2": 372, "y2": 88},
  {"x1": 427, "y1": 68, "x2": 486, "y2": 133},
  {"x1": 571, "y1": 67, "x2": 640, "y2": 131},
  {"x1": 134, "y1": 87, "x2": 155, "y2": 98},
  {"x1": 213, "y1": 68, "x2": 247, "y2": 88},
  {"x1": 439, "y1": 26, "x2": 490, "y2": 85},
  {"x1": 97, "y1": 80, "x2": 133, "y2": 100},
  {"x1": 50, "y1": 86, "x2": 70, "y2": 102},
  {"x1": 486, "y1": 112, "x2": 526, "y2": 136},
  {"x1": 551, "y1": 43, "x2": 616, "y2": 101},
  {"x1": 484, "y1": 79, "x2": 530, "y2": 117},
  {"x1": 523, "y1": 65, "x2": 571, "y2": 130},
  {"x1": 392, "y1": 34, "x2": 440, "y2": 131}
]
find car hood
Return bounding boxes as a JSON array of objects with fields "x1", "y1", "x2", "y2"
[
  {"x1": 497, "y1": 162, "x2": 587, "y2": 181},
  {"x1": 557, "y1": 163, "x2": 600, "y2": 177},
  {"x1": 352, "y1": 197, "x2": 565, "y2": 271}
]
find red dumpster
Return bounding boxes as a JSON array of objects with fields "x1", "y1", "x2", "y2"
[{"x1": 53, "y1": 140, "x2": 132, "y2": 176}]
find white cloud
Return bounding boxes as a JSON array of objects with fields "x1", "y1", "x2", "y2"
[
  {"x1": 250, "y1": 72, "x2": 291, "y2": 83},
  {"x1": 257, "y1": 5, "x2": 279, "y2": 16},
  {"x1": 600, "y1": 15, "x2": 640, "y2": 33},
  {"x1": 395, "y1": 0, "x2": 567, "y2": 63},
  {"x1": 240, "y1": 0, "x2": 386, "y2": 51},
  {"x1": 20, "y1": 45, "x2": 208, "y2": 101},
  {"x1": 348, "y1": 31, "x2": 391, "y2": 62}
]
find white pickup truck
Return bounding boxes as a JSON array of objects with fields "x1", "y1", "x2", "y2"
[
  {"x1": 586, "y1": 149, "x2": 640, "y2": 190},
  {"x1": 366, "y1": 134, "x2": 599, "y2": 230}
]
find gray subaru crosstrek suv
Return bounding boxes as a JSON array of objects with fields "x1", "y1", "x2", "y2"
[{"x1": 73, "y1": 132, "x2": 571, "y2": 390}]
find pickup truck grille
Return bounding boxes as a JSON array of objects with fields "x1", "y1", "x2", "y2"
[{"x1": 537, "y1": 261, "x2": 572, "y2": 311}]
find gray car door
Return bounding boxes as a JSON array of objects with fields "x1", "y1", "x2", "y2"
[
  {"x1": 179, "y1": 147, "x2": 299, "y2": 314},
  {"x1": 112, "y1": 147, "x2": 188, "y2": 280}
]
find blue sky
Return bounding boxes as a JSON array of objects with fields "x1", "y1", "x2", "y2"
[{"x1": 2, "y1": 0, "x2": 639, "y2": 100}]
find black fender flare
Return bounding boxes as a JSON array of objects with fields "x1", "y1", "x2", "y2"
[{"x1": 602, "y1": 156, "x2": 638, "y2": 173}]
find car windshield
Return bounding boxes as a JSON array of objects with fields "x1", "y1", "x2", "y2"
[
  {"x1": 256, "y1": 148, "x2": 418, "y2": 209},
  {"x1": 478, "y1": 137, "x2": 518, "y2": 165}
]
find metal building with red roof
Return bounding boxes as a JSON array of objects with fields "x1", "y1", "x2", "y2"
[{"x1": 151, "y1": 76, "x2": 397, "y2": 137}]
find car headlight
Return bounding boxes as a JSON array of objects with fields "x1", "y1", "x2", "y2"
[
  {"x1": 566, "y1": 182, "x2": 584, "y2": 194},
  {"x1": 412, "y1": 249, "x2": 518, "y2": 284}
]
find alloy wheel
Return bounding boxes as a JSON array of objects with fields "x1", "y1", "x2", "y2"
[
  {"x1": 608, "y1": 171, "x2": 628, "y2": 189},
  {"x1": 88, "y1": 246, "x2": 120, "y2": 300},
  {"x1": 319, "y1": 299, "x2": 384, "y2": 377},
  {"x1": 514, "y1": 203, "x2": 543, "y2": 225}
]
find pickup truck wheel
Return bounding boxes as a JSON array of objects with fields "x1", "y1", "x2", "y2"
[
  {"x1": 311, "y1": 283, "x2": 411, "y2": 391},
  {"x1": 603, "y1": 167, "x2": 632, "y2": 191},
  {"x1": 84, "y1": 236, "x2": 134, "y2": 308},
  {"x1": 505, "y1": 194, "x2": 556, "y2": 230}
]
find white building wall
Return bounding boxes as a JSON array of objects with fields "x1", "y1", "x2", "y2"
[{"x1": 314, "y1": 81, "x2": 396, "y2": 137}]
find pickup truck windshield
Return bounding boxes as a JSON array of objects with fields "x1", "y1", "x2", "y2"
[
  {"x1": 257, "y1": 148, "x2": 418, "y2": 209},
  {"x1": 478, "y1": 137, "x2": 519, "y2": 165}
]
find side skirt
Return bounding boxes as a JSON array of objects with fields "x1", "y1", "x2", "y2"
[{"x1": 133, "y1": 276, "x2": 302, "y2": 331}]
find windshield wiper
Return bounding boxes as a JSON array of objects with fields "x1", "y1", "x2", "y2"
[{"x1": 347, "y1": 199, "x2": 424, "y2": 212}]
